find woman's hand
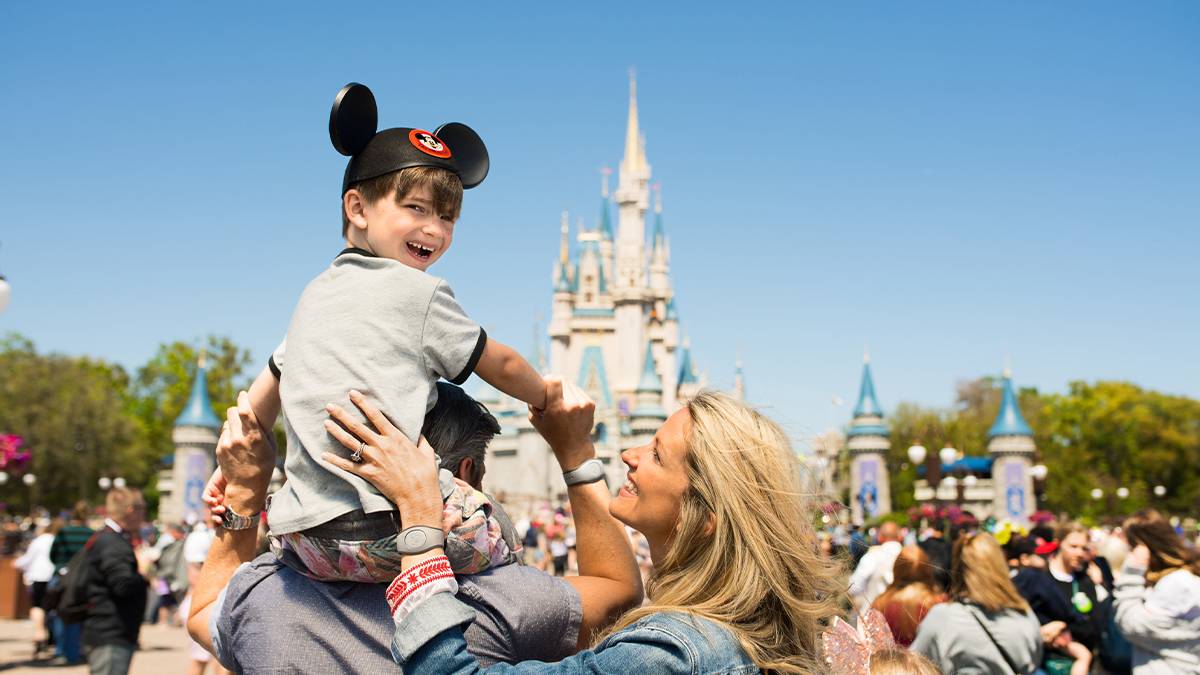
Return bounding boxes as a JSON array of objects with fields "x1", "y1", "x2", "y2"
[
  {"x1": 528, "y1": 376, "x2": 596, "y2": 472},
  {"x1": 321, "y1": 390, "x2": 443, "y2": 528}
]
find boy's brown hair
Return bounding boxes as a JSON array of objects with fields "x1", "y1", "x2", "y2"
[{"x1": 341, "y1": 166, "x2": 464, "y2": 237}]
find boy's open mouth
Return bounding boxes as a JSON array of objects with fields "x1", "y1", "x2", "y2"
[{"x1": 406, "y1": 242, "x2": 436, "y2": 261}]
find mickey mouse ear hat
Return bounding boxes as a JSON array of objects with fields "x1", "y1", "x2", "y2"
[{"x1": 330, "y1": 82, "x2": 490, "y2": 194}]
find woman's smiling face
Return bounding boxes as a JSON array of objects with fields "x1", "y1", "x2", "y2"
[{"x1": 610, "y1": 409, "x2": 692, "y2": 551}]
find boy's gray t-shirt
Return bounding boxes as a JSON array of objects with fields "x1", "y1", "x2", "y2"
[{"x1": 267, "y1": 248, "x2": 487, "y2": 534}]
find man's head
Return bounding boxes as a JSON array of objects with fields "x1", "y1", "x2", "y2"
[
  {"x1": 342, "y1": 166, "x2": 463, "y2": 272},
  {"x1": 877, "y1": 521, "x2": 902, "y2": 544},
  {"x1": 105, "y1": 487, "x2": 145, "y2": 532},
  {"x1": 421, "y1": 382, "x2": 501, "y2": 490}
]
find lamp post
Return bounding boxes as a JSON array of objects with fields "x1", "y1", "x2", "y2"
[
  {"x1": 1116, "y1": 486, "x2": 1130, "y2": 500},
  {"x1": 1153, "y1": 485, "x2": 1166, "y2": 498},
  {"x1": 908, "y1": 442, "x2": 941, "y2": 513},
  {"x1": 22, "y1": 473, "x2": 36, "y2": 514},
  {"x1": 98, "y1": 477, "x2": 112, "y2": 490},
  {"x1": 1030, "y1": 463, "x2": 1048, "y2": 509}
]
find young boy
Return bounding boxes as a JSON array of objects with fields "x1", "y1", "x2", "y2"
[{"x1": 220, "y1": 83, "x2": 546, "y2": 582}]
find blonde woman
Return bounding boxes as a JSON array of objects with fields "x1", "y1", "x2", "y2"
[
  {"x1": 1115, "y1": 509, "x2": 1200, "y2": 674},
  {"x1": 911, "y1": 533, "x2": 1043, "y2": 674},
  {"x1": 324, "y1": 381, "x2": 844, "y2": 673}
]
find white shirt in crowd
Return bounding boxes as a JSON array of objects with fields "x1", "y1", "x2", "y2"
[
  {"x1": 15, "y1": 532, "x2": 56, "y2": 584},
  {"x1": 849, "y1": 540, "x2": 903, "y2": 614}
]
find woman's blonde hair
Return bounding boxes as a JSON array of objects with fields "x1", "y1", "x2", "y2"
[
  {"x1": 951, "y1": 533, "x2": 1030, "y2": 613},
  {"x1": 607, "y1": 391, "x2": 845, "y2": 673},
  {"x1": 1124, "y1": 509, "x2": 1200, "y2": 584}
]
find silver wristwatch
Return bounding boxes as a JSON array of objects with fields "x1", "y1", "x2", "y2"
[
  {"x1": 396, "y1": 526, "x2": 446, "y2": 555},
  {"x1": 221, "y1": 506, "x2": 260, "y2": 531},
  {"x1": 562, "y1": 458, "x2": 606, "y2": 487}
]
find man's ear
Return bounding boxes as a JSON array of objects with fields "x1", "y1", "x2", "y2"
[
  {"x1": 457, "y1": 457, "x2": 482, "y2": 491},
  {"x1": 344, "y1": 189, "x2": 369, "y2": 232}
]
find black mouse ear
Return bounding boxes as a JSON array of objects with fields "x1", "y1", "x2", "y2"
[
  {"x1": 329, "y1": 83, "x2": 378, "y2": 156},
  {"x1": 435, "y1": 122, "x2": 489, "y2": 189}
]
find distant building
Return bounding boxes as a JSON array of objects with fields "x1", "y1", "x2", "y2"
[
  {"x1": 158, "y1": 353, "x2": 219, "y2": 525},
  {"x1": 847, "y1": 354, "x2": 891, "y2": 525}
]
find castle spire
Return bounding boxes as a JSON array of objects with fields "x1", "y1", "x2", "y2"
[
  {"x1": 733, "y1": 354, "x2": 745, "y2": 401},
  {"x1": 852, "y1": 357, "x2": 883, "y2": 418},
  {"x1": 651, "y1": 183, "x2": 665, "y2": 249},
  {"x1": 175, "y1": 349, "x2": 221, "y2": 429},
  {"x1": 622, "y1": 69, "x2": 641, "y2": 173},
  {"x1": 558, "y1": 210, "x2": 570, "y2": 265},
  {"x1": 988, "y1": 368, "x2": 1033, "y2": 438},
  {"x1": 636, "y1": 341, "x2": 663, "y2": 393}
]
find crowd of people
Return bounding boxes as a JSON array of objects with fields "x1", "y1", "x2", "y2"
[{"x1": 7, "y1": 495, "x2": 252, "y2": 674}]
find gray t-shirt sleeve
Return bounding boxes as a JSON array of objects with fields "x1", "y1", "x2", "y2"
[
  {"x1": 421, "y1": 280, "x2": 486, "y2": 385},
  {"x1": 267, "y1": 338, "x2": 286, "y2": 378}
]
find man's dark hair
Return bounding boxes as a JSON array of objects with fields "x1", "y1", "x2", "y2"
[{"x1": 421, "y1": 382, "x2": 500, "y2": 482}]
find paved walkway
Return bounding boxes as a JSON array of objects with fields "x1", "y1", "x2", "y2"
[{"x1": 0, "y1": 619, "x2": 197, "y2": 674}]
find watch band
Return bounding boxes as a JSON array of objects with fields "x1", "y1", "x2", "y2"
[
  {"x1": 395, "y1": 526, "x2": 446, "y2": 555},
  {"x1": 221, "y1": 506, "x2": 260, "y2": 531},
  {"x1": 562, "y1": 458, "x2": 606, "y2": 487}
]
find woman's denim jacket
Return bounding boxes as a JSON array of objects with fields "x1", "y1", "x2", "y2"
[{"x1": 392, "y1": 592, "x2": 761, "y2": 674}]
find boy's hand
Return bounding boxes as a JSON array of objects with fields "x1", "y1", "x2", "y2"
[
  {"x1": 201, "y1": 467, "x2": 228, "y2": 527},
  {"x1": 529, "y1": 376, "x2": 596, "y2": 472}
]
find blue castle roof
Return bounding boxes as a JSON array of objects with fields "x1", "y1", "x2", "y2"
[
  {"x1": 852, "y1": 359, "x2": 883, "y2": 418},
  {"x1": 665, "y1": 297, "x2": 679, "y2": 321},
  {"x1": 555, "y1": 263, "x2": 572, "y2": 292},
  {"x1": 677, "y1": 345, "x2": 698, "y2": 385},
  {"x1": 988, "y1": 372, "x2": 1033, "y2": 438},
  {"x1": 174, "y1": 359, "x2": 222, "y2": 429},
  {"x1": 599, "y1": 198, "x2": 613, "y2": 240},
  {"x1": 916, "y1": 456, "x2": 994, "y2": 477},
  {"x1": 576, "y1": 346, "x2": 613, "y2": 408},
  {"x1": 652, "y1": 211, "x2": 665, "y2": 251},
  {"x1": 636, "y1": 342, "x2": 663, "y2": 393}
]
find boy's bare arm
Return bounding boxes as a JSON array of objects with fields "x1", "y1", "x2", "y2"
[
  {"x1": 248, "y1": 365, "x2": 281, "y2": 429},
  {"x1": 473, "y1": 338, "x2": 547, "y2": 409}
]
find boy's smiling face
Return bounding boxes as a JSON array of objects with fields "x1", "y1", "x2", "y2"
[{"x1": 349, "y1": 185, "x2": 455, "y2": 271}]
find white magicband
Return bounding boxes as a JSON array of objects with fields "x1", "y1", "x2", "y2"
[
  {"x1": 395, "y1": 526, "x2": 446, "y2": 555},
  {"x1": 562, "y1": 458, "x2": 606, "y2": 487}
]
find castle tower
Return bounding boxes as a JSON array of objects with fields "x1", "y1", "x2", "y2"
[
  {"x1": 675, "y1": 337, "x2": 702, "y2": 404},
  {"x1": 847, "y1": 354, "x2": 891, "y2": 525},
  {"x1": 988, "y1": 367, "x2": 1036, "y2": 525},
  {"x1": 612, "y1": 71, "x2": 652, "y2": 401},
  {"x1": 548, "y1": 212, "x2": 573, "y2": 373},
  {"x1": 733, "y1": 357, "x2": 745, "y2": 401},
  {"x1": 629, "y1": 342, "x2": 668, "y2": 445},
  {"x1": 163, "y1": 351, "x2": 221, "y2": 525}
]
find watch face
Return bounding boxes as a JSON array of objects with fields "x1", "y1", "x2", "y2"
[{"x1": 402, "y1": 529, "x2": 429, "y2": 549}]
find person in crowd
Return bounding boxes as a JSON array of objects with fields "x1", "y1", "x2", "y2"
[
  {"x1": 919, "y1": 526, "x2": 952, "y2": 592},
  {"x1": 850, "y1": 521, "x2": 904, "y2": 614},
  {"x1": 348, "y1": 386, "x2": 845, "y2": 673},
  {"x1": 870, "y1": 545, "x2": 947, "y2": 646},
  {"x1": 911, "y1": 532, "x2": 1043, "y2": 674},
  {"x1": 188, "y1": 381, "x2": 642, "y2": 672},
  {"x1": 1016, "y1": 522, "x2": 1101, "y2": 675},
  {"x1": 548, "y1": 527, "x2": 570, "y2": 576},
  {"x1": 1114, "y1": 509, "x2": 1200, "y2": 674},
  {"x1": 16, "y1": 519, "x2": 59, "y2": 658},
  {"x1": 83, "y1": 488, "x2": 148, "y2": 675},
  {"x1": 147, "y1": 522, "x2": 187, "y2": 626},
  {"x1": 49, "y1": 500, "x2": 92, "y2": 665}
]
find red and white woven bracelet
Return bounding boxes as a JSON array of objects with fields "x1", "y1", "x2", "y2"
[{"x1": 386, "y1": 555, "x2": 458, "y2": 624}]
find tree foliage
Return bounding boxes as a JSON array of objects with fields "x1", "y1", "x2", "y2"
[
  {"x1": 0, "y1": 334, "x2": 140, "y2": 509},
  {"x1": 0, "y1": 333, "x2": 253, "y2": 514}
]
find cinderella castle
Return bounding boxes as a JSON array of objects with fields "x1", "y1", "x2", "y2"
[{"x1": 478, "y1": 76, "x2": 744, "y2": 505}]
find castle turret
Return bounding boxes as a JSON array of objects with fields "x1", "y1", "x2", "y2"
[
  {"x1": 733, "y1": 357, "x2": 745, "y2": 401},
  {"x1": 676, "y1": 338, "x2": 702, "y2": 404},
  {"x1": 163, "y1": 351, "x2": 222, "y2": 525},
  {"x1": 598, "y1": 168, "x2": 615, "y2": 285},
  {"x1": 847, "y1": 353, "x2": 891, "y2": 525},
  {"x1": 628, "y1": 342, "x2": 667, "y2": 444},
  {"x1": 613, "y1": 71, "x2": 651, "y2": 402},
  {"x1": 988, "y1": 367, "x2": 1036, "y2": 525},
  {"x1": 549, "y1": 213, "x2": 573, "y2": 373}
]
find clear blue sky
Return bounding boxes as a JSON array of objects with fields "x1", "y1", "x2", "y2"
[{"x1": 2, "y1": 2, "x2": 1197, "y2": 449}]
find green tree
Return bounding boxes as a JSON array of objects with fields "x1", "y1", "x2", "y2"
[{"x1": 0, "y1": 334, "x2": 142, "y2": 510}]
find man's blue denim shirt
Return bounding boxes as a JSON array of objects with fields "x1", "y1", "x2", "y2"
[{"x1": 393, "y1": 592, "x2": 761, "y2": 674}]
